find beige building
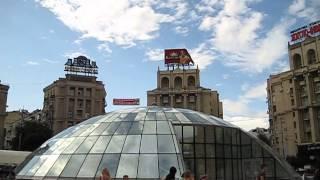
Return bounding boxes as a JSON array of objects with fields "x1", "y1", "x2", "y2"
[
  {"x1": 43, "y1": 57, "x2": 106, "y2": 134},
  {"x1": 3, "y1": 109, "x2": 41, "y2": 150},
  {"x1": 147, "y1": 67, "x2": 223, "y2": 118},
  {"x1": 267, "y1": 32, "x2": 320, "y2": 157},
  {"x1": 3, "y1": 111, "x2": 23, "y2": 150},
  {"x1": 0, "y1": 82, "x2": 9, "y2": 149}
]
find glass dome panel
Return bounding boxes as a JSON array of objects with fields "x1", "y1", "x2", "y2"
[{"x1": 16, "y1": 107, "x2": 300, "y2": 180}]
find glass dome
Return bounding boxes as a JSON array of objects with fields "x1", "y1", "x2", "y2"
[{"x1": 16, "y1": 107, "x2": 300, "y2": 180}]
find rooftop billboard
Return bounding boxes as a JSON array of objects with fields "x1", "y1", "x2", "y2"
[
  {"x1": 290, "y1": 20, "x2": 320, "y2": 45},
  {"x1": 113, "y1": 98, "x2": 140, "y2": 105},
  {"x1": 164, "y1": 49, "x2": 194, "y2": 65}
]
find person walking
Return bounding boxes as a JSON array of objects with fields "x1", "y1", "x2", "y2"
[
  {"x1": 256, "y1": 164, "x2": 266, "y2": 180},
  {"x1": 164, "y1": 166, "x2": 177, "y2": 180},
  {"x1": 181, "y1": 170, "x2": 194, "y2": 180},
  {"x1": 100, "y1": 168, "x2": 112, "y2": 180}
]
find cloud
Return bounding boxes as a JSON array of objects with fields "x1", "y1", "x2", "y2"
[
  {"x1": 43, "y1": 58, "x2": 59, "y2": 64},
  {"x1": 36, "y1": 0, "x2": 188, "y2": 46},
  {"x1": 145, "y1": 49, "x2": 163, "y2": 61},
  {"x1": 222, "y1": 74, "x2": 229, "y2": 79},
  {"x1": 174, "y1": 26, "x2": 189, "y2": 36},
  {"x1": 222, "y1": 81, "x2": 268, "y2": 130},
  {"x1": 243, "y1": 82, "x2": 266, "y2": 100},
  {"x1": 288, "y1": 0, "x2": 320, "y2": 21},
  {"x1": 197, "y1": 0, "x2": 292, "y2": 72},
  {"x1": 189, "y1": 43, "x2": 216, "y2": 69},
  {"x1": 26, "y1": 61, "x2": 40, "y2": 65},
  {"x1": 64, "y1": 51, "x2": 90, "y2": 59},
  {"x1": 97, "y1": 43, "x2": 112, "y2": 54}
]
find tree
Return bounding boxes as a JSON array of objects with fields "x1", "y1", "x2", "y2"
[
  {"x1": 257, "y1": 133, "x2": 271, "y2": 146},
  {"x1": 12, "y1": 121, "x2": 52, "y2": 151}
]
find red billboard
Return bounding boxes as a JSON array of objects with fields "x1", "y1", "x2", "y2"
[
  {"x1": 113, "y1": 98, "x2": 140, "y2": 105},
  {"x1": 164, "y1": 49, "x2": 194, "y2": 65},
  {"x1": 290, "y1": 20, "x2": 320, "y2": 45}
]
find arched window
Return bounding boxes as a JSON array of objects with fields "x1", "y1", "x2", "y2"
[
  {"x1": 307, "y1": 49, "x2": 316, "y2": 64},
  {"x1": 174, "y1": 76, "x2": 182, "y2": 89},
  {"x1": 293, "y1": 54, "x2": 302, "y2": 69},
  {"x1": 161, "y1": 77, "x2": 169, "y2": 89},
  {"x1": 188, "y1": 76, "x2": 195, "y2": 88}
]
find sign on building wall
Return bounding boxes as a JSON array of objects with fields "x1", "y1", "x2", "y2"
[
  {"x1": 64, "y1": 56, "x2": 98, "y2": 75},
  {"x1": 290, "y1": 20, "x2": 320, "y2": 45},
  {"x1": 164, "y1": 49, "x2": 194, "y2": 66},
  {"x1": 113, "y1": 98, "x2": 140, "y2": 105}
]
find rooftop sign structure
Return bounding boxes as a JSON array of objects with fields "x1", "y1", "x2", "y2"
[
  {"x1": 64, "y1": 56, "x2": 98, "y2": 76},
  {"x1": 290, "y1": 20, "x2": 320, "y2": 45},
  {"x1": 164, "y1": 49, "x2": 194, "y2": 67},
  {"x1": 113, "y1": 98, "x2": 140, "y2": 105}
]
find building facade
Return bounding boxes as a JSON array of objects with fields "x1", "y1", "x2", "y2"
[
  {"x1": 267, "y1": 31, "x2": 320, "y2": 158},
  {"x1": 0, "y1": 82, "x2": 9, "y2": 149},
  {"x1": 147, "y1": 67, "x2": 223, "y2": 118},
  {"x1": 3, "y1": 109, "x2": 42, "y2": 150},
  {"x1": 42, "y1": 57, "x2": 106, "y2": 134}
]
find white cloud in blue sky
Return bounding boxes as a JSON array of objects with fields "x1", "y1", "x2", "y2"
[{"x1": 0, "y1": 0, "x2": 319, "y2": 130}]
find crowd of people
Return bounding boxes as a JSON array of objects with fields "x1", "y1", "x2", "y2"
[{"x1": 99, "y1": 166, "x2": 208, "y2": 180}]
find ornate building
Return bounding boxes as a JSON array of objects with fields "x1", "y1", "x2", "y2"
[
  {"x1": 147, "y1": 66, "x2": 223, "y2": 118},
  {"x1": 267, "y1": 21, "x2": 320, "y2": 158},
  {"x1": 42, "y1": 56, "x2": 106, "y2": 134}
]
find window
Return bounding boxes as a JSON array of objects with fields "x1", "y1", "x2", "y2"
[
  {"x1": 86, "y1": 88, "x2": 92, "y2": 97},
  {"x1": 293, "y1": 54, "x2": 302, "y2": 69},
  {"x1": 273, "y1": 105, "x2": 277, "y2": 112},
  {"x1": 174, "y1": 76, "x2": 182, "y2": 89},
  {"x1": 187, "y1": 76, "x2": 195, "y2": 88},
  {"x1": 291, "y1": 99, "x2": 295, "y2": 106},
  {"x1": 69, "y1": 87, "x2": 75, "y2": 96},
  {"x1": 161, "y1": 77, "x2": 169, "y2": 89},
  {"x1": 78, "y1": 88, "x2": 84, "y2": 96},
  {"x1": 307, "y1": 49, "x2": 316, "y2": 64}
]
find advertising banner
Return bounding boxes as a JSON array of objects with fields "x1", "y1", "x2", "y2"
[
  {"x1": 290, "y1": 20, "x2": 320, "y2": 45},
  {"x1": 113, "y1": 98, "x2": 140, "y2": 105},
  {"x1": 164, "y1": 49, "x2": 194, "y2": 65}
]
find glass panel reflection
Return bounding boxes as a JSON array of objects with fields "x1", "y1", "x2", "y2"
[
  {"x1": 128, "y1": 121, "x2": 144, "y2": 134},
  {"x1": 96, "y1": 154, "x2": 120, "y2": 178},
  {"x1": 140, "y1": 135, "x2": 157, "y2": 153},
  {"x1": 116, "y1": 154, "x2": 139, "y2": 178},
  {"x1": 105, "y1": 135, "x2": 126, "y2": 153},
  {"x1": 75, "y1": 136, "x2": 98, "y2": 153},
  {"x1": 46, "y1": 155, "x2": 71, "y2": 177},
  {"x1": 157, "y1": 121, "x2": 171, "y2": 134},
  {"x1": 122, "y1": 135, "x2": 141, "y2": 153},
  {"x1": 159, "y1": 154, "x2": 180, "y2": 178},
  {"x1": 115, "y1": 122, "x2": 132, "y2": 135},
  {"x1": 77, "y1": 154, "x2": 102, "y2": 178},
  {"x1": 34, "y1": 155, "x2": 59, "y2": 177},
  {"x1": 143, "y1": 121, "x2": 156, "y2": 134},
  {"x1": 60, "y1": 154, "x2": 86, "y2": 178},
  {"x1": 138, "y1": 154, "x2": 159, "y2": 178},
  {"x1": 158, "y1": 135, "x2": 176, "y2": 153},
  {"x1": 90, "y1": 136, "x2": 111, "y2": 153}
]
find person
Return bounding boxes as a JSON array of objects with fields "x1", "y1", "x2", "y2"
[
  {"x1": 314, "y1": 168, "x2": 320, "y2": 180},
  {"x1": 181, "y1": 170, "x2": 194, "y2": 180},
  {"x1": 199, "y1": 174, "x2": 208, "y2": 180},
  {"x1": 100, "y1": 168, "x2": 111, "y2": 180},
  {"x1": 123, "y1": 175, "x2": 129, "y2": 180},
  {"x1": 165, "y1": 166, "x2": 177, "y2": 180},
  {"x1": 256, "y1": 164, "x2": 266, "y2": 180}
]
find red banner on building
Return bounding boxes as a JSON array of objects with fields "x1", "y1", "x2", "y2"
[
  {"x1": 164, "y1": 49, "x2": 194, "y2": 65},
  {"x1": 290, "y1": 20, "x2": 320, "y2": 45},
  {"x1": 113, "y1": 98, "x2": 140, "y2": 105}
]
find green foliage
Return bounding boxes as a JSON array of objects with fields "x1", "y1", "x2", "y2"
[
  {"x1": 257, "y1": 133, "x2": 271, "y2": 146},
  {"x1": 12, "y1": 121, "x2": 52, "y2": 151}
]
